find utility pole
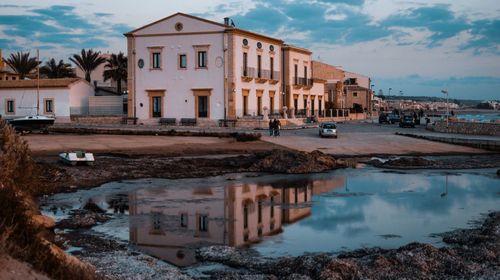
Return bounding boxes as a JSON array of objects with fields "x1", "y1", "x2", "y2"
[{"x1": 441, "y1": 89, "x2": 449, "y2": 127}]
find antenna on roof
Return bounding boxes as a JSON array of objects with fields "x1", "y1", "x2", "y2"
[
  {"x1": 231, "y1": 19, "x2": 235, "y2": 27},
  {"x1": 317, "y1": 55, "x2": 321, "y2": 61}
]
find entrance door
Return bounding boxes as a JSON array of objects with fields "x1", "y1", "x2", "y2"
[
  {"x1": 198, "y1": 96, "x2": 208, "y2": 118},
  {"x1": 243, "y1": 95, "x2": 248, "y2": 116},
  {"x1": 152, "y1": 96, "x2": 162, "y2": 118},
  {"x1": 257, "y1": 96, "x2": 262, "y2": 116}
]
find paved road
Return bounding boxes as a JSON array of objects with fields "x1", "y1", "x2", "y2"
[{"x1": 262, "y1": 121, "x2": 488, "y2": 156}]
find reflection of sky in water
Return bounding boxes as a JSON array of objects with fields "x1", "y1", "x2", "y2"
[
  {"x1": 40, "y1": 168, "x2": 500, "y2": 259},
  {"x1": 255, "y1": 169, "x2": 500, "y2": 256}
]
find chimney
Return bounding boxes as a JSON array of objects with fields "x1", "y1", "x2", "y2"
[{"x1": 224, "y1": 17, "x2": 229, "y2": 26}]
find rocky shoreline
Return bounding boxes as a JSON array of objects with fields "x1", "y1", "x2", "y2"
[
  {"x1": 366, "y1": 154, "x2": 500, "y2": 170},
  {"x1": 34, "y1": 150, "x2": 500, "y2": 279},
  {"x1": 54, "y1": 207, "x2": 500, "y2": 279},
  {"x1": 196, "y1": 214, "x2": 500, "y2": 279},
  {"x1": 35, "y1": 149, "x2": 346, "y2": 195}
]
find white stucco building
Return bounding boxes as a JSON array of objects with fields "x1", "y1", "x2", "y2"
[
  {"x1": 126, "y1": 13, "x2": 291, "y2": 125},
  {"x1": 125, "y1": 13, "x2": 331, "y2": 125},
  {"x1": 0, "y1": 78, "x2": 94, "y2": 122}
]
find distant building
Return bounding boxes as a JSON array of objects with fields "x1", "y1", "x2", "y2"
[
  {"x1": 0, "y1": 78, "x2": 94, "y2": 122},
  {"x1": 344, "y1": 71, "x2": 373, "y2": 113},
  {"x1": 0, "y1": 49, "x2": 21, "y2": 81},
  {"x1": 282, "y1": 45, "x2": 325, "y2": 118},
  {"x1": 312, "y1": 61, "x2": 373, "y2": 116}
]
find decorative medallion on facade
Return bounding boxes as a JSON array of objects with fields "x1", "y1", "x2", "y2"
[
  {"x1": 215, "y1": 56, "x2": 224, "y2": 68},
  {"x1": 243, "y1": 39, "x2": 248, "y2": 46},
  {"x1": 137, "y1": 59, "x2": 144, "y2": 69},
  {"x1": 270, "y1": 45, "x2": 274, "y2": 51},
  {"x1": 257, "y1": 42, "x2": 262, "y2": 49},
  {"x1": 175, "y1": 22, "x2": 183, "y2": 31}
]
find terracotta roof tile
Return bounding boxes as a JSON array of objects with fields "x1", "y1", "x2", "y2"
[{"x1": 0, "y1": 78, "x2": 84, "y2": 89}]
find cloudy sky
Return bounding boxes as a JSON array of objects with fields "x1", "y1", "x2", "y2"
[{"x1": 1, "y1": 0, "x2": 499, "y2": 100}]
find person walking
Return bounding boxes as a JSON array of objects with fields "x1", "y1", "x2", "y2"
[
  {"x1": 269, "y1": 119, "x2": 274, "y2": 136},
  {"x1": 275, "y1": 119, "x2": 281, "y2": 136}
]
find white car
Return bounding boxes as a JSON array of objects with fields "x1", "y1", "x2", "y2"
[{"x1": 319, "y1": 122, "x2": 338, "y2": 138}]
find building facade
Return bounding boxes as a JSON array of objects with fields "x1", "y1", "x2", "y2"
[
  {"x1": 282, "y1": 45, "x2": 325, "y2": 118},
  {"x1": 0, "y1": 78, "x2": 94, "y2": 122},
  {"x1": 125, "y1": 13, "x2": 373, "y2": 125}
]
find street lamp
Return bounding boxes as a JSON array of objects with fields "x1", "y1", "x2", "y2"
[{"x1": 441, "y1": 89, "x2": 449, "y2": 127}]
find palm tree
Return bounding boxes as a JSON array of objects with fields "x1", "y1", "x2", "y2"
[
  {"x1": 103, "y1": 52, "x2": 127, "y2": 94},
  {"x1": 5, "y1": 52, "x2": 40, "y2": 79},
  {"x1": 40, "y1": 58, "x2": 76, "y2": 79},
  {"x1": 69, "y1": 49, "x2": 106, "y2": 83}
]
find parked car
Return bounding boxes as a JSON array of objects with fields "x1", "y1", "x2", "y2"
[
  {"x1": 378, "y1": 113, "x2": 390, "y2": 124},
  {"x1": 387, "y1": 113, "x2": 400, "y2": 124},
  {"x1": 319, "y1": 122, "x2": 338, "y2": 138},
  {"x1": 399, "y1": 115, "x2": 415, "y2": 128}
]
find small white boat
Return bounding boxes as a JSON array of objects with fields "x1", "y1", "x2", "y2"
[{"x1": 59, "y1": 151, "x2": 95, "y2": 166}]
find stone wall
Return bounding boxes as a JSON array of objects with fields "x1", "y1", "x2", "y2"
[
  {"x1": 430, "y1": 120, "x2": 500, "y2": 136},
  {"x1": 70, "y1": 115, "x2": 124, "y2": 125}
]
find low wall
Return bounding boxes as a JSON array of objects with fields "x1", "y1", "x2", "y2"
[
  {"x1": 429, "y1": 120, "x2": 500, "y2": 136},
  {"x1": 70, "y1": 115, "x2": 125, "y2": 125}
]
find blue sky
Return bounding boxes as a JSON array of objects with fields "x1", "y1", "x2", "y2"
[{"x1": 0, "y1": 0, "x2": 499, "y2": 100}]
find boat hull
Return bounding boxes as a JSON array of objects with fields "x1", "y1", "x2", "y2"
[{"x1": 8, "y1": 117, "x2": 55, "y2": 131}]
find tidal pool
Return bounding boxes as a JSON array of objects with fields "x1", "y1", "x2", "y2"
[{"x1": 41, "y1": 168, "x2": 500, "y2": 267}]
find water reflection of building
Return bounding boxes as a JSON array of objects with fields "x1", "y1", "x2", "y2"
[{"x1": 128, "y1": 177, "x2": 344, "y2": 266}]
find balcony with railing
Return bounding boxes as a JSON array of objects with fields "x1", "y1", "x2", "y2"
[
  {"x1": 292, "y1": 77, "x2": 313, "y2": 89},
  {"x1": 255, "y1": 69, "x2": 268, "y2": 83},
  {"x1": 269, "y1": 70, "x2": 280, "y2": 84},
  {"x1": 241, "y1": 67, "x2": 255, "y2": 82}
]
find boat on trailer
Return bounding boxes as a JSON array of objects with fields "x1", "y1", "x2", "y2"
[{"x1": 59, "y1": 151, "x2": 95, "y2": 166}]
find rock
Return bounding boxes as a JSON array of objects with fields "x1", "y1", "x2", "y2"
[
  {"x1": 56, "y1": 209, "x2": 109, "y2": 229},
  {"x1": 83, "y1": 200, "x2": 105, "y2": 213},
  {"x1": 32, "y1": 214, "x2": 56, "y2": 229},
  {"x1": 384, "y1": 157, "x2": 435, "y2": 168},
  {"x1": 250, "y1": 150, "x2": 342, "y2": 174}
]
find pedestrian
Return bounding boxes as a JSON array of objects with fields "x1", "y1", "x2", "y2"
[
  {"x1": 272, "y1": 119, "x2": 277, "y2": 137},
  {"x1": 275, "y1": 119, "x2": 281, "y2": 136},
  {"x1": 269, "y1": 119, "x2": 274, "y2": 136}
]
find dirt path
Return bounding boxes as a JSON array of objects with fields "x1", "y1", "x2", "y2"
[{"x1": 23, "y1": 134, "x2": 283, "y2": 156}]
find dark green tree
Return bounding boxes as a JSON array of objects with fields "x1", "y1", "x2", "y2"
[
  {"x1": 69, "y1": 49, "x2": 106, "y2": 82},
  {"x1": 40, "y1": 58, "x2": 76, "y2": 79},
  {"x1": 103, "y1": 52, "x2": 127, "y2": 94},
  {"x1": 5, "y1": 52, "x2": 39, "y2": 79}
]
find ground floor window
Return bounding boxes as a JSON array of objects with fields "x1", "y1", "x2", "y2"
[
  {"x1": 152, "y1": 96, "x2": 162, "y2": 118},
  {"x1": 180, "y1": 213, "x2": 188, "y2": 227},
  {"x1": 6, "y1": 99, "x2": 15, "y2": 114},
  {"x1": 44, "y1": 98, "x2": 54, "y2": 114},
  {"x1": 243, "y1": 205, "x2": 249, "y2": 229},
  {"x1": 198, "y1": 215, "x2": 208, "y2": 232},
  {"x1": 303, "y1": 98, "x2": 307, "y2": 110},
  {"x1": 198, "y1": 96, "x2": 208, "y2": 118},
  {"x1": 270, "y1": 196, "x2": 275, "y2": 218},
  {"x1": 311, "y1": 99, "x2": 315, "y2": 115},
  {"x1": 294, "y1": 98, "x2": 298, "y2": 115},
  {"x1": 319, "y1": 99, "x2": 322, "y2": 115}
]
